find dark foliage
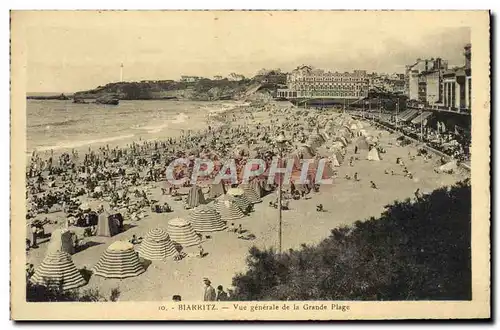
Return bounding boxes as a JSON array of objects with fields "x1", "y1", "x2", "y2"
[
  {"x1": 231, "y1": 180, "x2": 471, "y2": 301},
  {"x1": 26, "y1": 280, "x2": 120, "y2": 302}
]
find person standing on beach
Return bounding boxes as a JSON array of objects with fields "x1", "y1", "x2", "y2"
[
  {"x1": 216, "y1": 285, "x2": 229, "y2": 301},
  {"x1": 203, "y1": 278, "x2": 216, "y2": 301},
  {"x1": 30, "y1": 225, "x2": 38, "y2": 248}
]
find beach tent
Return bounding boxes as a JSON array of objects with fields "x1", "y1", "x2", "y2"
[
  {"x1": 30, "y1": 251, "x2": 86, "y2": 291},
  {"x1": 319, "y1": 159, "x2": 335, "y2": 180},
  {"x1": 215, "y1": 199, "x2": 245, "y2": 222},
  {"x1": 338, "y1": 129, "x2": 352, "y2": 141},
  {"x1": 79, "y1": 203, "x2": 90, "y2": 212},
  {"x1": 367, "y1": 147, "x2": 381, "y2": 161},
  {"x1": 188, "y1": 205, "x2": 226, "y2": 233},
  {"x1": 307, "y1": 134, "x2": 325, "y2": 150},
  {"x1": 226, "y1": 188, "x2": 252, "y2": 214},
  {"x1": 186, "y1": 185, "x2": 205, "y2": 209},
  {"x1": 167, "y1": 218, "x2": 201, "y2": 247},
  {"x1": 366, "y1": 136, "x2": 379, "y2": 144},
  {"x1": 329, "y1": 141, "x2": 345, "y2": 151},
  {"x1": 334, "y1": 151, "x2": 344, "y2": 164},
  {"x1": 320, "y1": 131, "x2": 330, "y2": 141},
  {"x1": 330, "y1": 154, "x2": 341, "y2": 167},
  {"x1": 96, "y1": 211, "x2": 120, "y2": 237},
  {"x1": 93, "y1": 241, "x2": 145, "y2": 279},
  {"x1": 437, "y1": 160, "x2": 458, "y2": 173},
  {"x1": 334, "y1": 137, "x2": 348, "y2": 147},
  {"x1": 46, "y1": 228, "x2": 75, "y2": 255},
  {"x1": 355, "y1": 137, "x2": 370, "y2": 150},
  {"x1": 208, "y1": 181, "x2": 226, "y2": 199},
  {"x1": 233, "y1": 144, "x2": 250, "y2": 158},
  {"x1": 250, "y1": 179, "x2": 264, "y2": 198},
  {"x1": 138, "y1": 227, "x2": 177, "y2": 261},
  {"x1": 109, "y1": 212, "x2": 124, "y2": 231},
  {"x1": 239, "y1": 184, "x2": 262, "y2": 204},
  {"x1": 298, "y1": 145, "x2": 316, "y2": 159}
]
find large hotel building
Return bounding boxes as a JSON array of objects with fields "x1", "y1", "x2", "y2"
[{"x1": 277, "y1": 66, "x2": 370, "y2": 100}]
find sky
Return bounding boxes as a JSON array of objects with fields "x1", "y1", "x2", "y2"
[{"x1": 15, "y1": 11, "x2": 472, "y2": 93}]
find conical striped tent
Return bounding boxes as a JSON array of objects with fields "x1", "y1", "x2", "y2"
[
  {"x1": 30, "y1": 251, "x2": 86, "y2": 291},
  {"x1": 208, "y1": 181, "x2": 226, "y2": 199},
  {"x1": 239, "y1": 184, "x2": 262, "y2": 204},
  {"x1": 215, "y1": 199, "x2": 245, "y2": 221},
  {"x1": 93, "y1": 241, "x2": 145, "y2": 279},
  {"x1": 186, "y1": 186, "x2": 205, "y2": 209},
  {"x1": 138, "y1": 227, "x2": 177, "y2": 261},
  {"x1": 188, "y1": 205, "x2": 226, "y2": 232},
  {"x1": 167, "y1": 218, "x2": 201, "y2": 247},
  {"x1": 226, "y1": 188, "x2": 252, "y2": 214}
]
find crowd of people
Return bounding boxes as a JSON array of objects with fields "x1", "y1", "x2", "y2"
[
  {"x1": 350, "y1": 109, "x2": 471, "y2": 163},
  {"x1": 26, "y1": 101, "x2": 463, "y2": 300}
]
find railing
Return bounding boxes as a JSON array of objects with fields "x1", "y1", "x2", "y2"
[{"x1": 407, "y1": 105, "x2": 471, "y2": 115}]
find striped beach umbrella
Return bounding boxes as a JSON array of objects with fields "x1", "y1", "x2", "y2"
[
  {"x1": 226, "y1": 188, "x2": 252, "y2": 214},
  {"x1": 92, "y1": 241, "x2": 145, "y2": 279},
  {"x1": 239, "y1": 184, "x2": 262, "y2": 204},
  {"x1": 215, "y1": 199, "x2": 245, "y2": 222},
  {"x1": 30, "y1": 251, "x2": 86, "y2": 291},
  {"x1": 188, "y1": 205, "x2": 226, "y2": 233},
  {"x1": 167, "y1": 218, "x2": 201, "y2": 247},
  {"x1": 186, "y1": 186, "x2": 205, "y2": 209},
  {"x1": 138, "y1": 227, "x2": 177, "y2": 261}
]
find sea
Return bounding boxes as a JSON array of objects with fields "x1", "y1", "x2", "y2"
[{"x1": 26, "y1": 99, "x2": 246, "y2": 155}]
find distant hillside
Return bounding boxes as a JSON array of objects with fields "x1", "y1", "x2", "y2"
[{"x1": 73, "y1": 79, "x2": 258, "y2": 101}]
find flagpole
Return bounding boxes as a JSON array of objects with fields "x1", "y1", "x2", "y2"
[
  {"x1": 420, "y1": 109, "x2": 423, "y2": 142},
  {"x1": 396, "y1": 98, "x2": 399, "y2": 131}
]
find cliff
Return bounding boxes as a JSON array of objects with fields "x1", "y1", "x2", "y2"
[{"x1": 73, "y1": 79, "x2": 257, "y2": 101}]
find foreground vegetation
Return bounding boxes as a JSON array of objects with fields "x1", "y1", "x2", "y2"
[
  {"x1": 231, "y1": 180, "x2": 471, "y2": 301},
  {"x1": 26, "y1": 282, "x2": 120, "y2": 302}
]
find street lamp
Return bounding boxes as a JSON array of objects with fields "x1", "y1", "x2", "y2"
[{"x1": 275, "y1": 132, "x2": 288, "y2": 253}]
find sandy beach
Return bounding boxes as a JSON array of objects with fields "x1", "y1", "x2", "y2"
[
  {"x1": 27, "y1": 102, "x2": 468, "y2": 301},
  {"x1": 25, "y1": 102, "x2": 469, "y2": 301}
]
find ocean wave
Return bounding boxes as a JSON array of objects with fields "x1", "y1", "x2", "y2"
[
  {"x1": 32, "y1": 134, "x2": 135, "y2": 152},
  {"x1": 31, "y1": 119, "x2": 81, "y2": 129},
  {"x1": 132, "y1": 123, "x2": 169, "y2": 133},
  {"x1": 171, "y1": 112, "x2": 189, "y2": 124}
]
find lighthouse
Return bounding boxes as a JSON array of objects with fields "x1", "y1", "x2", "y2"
[{"x1": 120, "y1": 63, "x2": 124, "y2": 82}]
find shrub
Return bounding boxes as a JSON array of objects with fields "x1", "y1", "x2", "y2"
[
  {"x1": 231, "y1": 180, "x2": 471, "y2": 301},
  {"x1": 26, "y1": 280, "x2": 120, "y2": 302}
]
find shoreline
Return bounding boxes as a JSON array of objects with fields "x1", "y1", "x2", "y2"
[{"x1": 26, "y1": 101, "x2": 250, "y2": 162}]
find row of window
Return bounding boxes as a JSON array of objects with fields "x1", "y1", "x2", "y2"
[
  {"x1": 293, "y1": 84, "x2": 366, "y2": 91},
  {"x1": 290, "y1": 77, "x2": 368, "y2": 82},
  {"x1": 301, "y1": 91, "x2": 365, "y2": 97}
]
